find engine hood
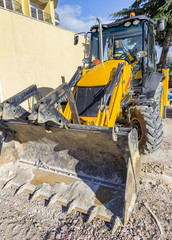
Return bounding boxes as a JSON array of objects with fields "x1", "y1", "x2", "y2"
[{"x1": 77, "y1": 60, "x2": 129, "y2": 87}]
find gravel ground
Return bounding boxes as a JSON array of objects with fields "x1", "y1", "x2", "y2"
[{"x1": 0, "y1": 116, "x2": 172, "y2": 240}]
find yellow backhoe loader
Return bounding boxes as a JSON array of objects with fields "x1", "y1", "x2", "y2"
[{"x1": 0, "y1": 15, "x2": 169, "y2": 226}]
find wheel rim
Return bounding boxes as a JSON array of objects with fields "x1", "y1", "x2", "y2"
[{"x1": 132, "y1": 118, "x2": 143, "y2": 143}]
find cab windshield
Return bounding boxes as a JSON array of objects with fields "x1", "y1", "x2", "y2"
[
  {"x1": 90, "y1": 23, "x2": 143, "y2": 63},
  {"x1": 90, "y1": 22, "x2": 143, "y2": 85}
]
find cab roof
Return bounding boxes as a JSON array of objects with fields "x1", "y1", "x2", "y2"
[{"x1": 90, "y1": 15, "x2": 154, "y2": 31}]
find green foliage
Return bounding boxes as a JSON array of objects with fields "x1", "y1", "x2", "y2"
[
  {"x1": 160, "y1": 0, "x2": 172, "y2": 24},
  {"x1": 110, "y1": 0, "x2": 172, "y2": 47},
  {"x1": 167, "y1": 54, "x2": 172, "y2": 69}
]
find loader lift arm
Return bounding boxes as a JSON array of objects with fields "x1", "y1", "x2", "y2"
[
  {"x1": 29, "y1": 66, "x2": 83, "y2": 125},
  {"x1": 0, "y1": 67, "x2": 83, "y2": 127},
  {"x1": 0, "y1": 85, "x2": 41, "y2": 120}
]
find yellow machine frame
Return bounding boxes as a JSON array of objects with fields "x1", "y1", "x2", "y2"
[{"x1": 60, "y1": 60, "x2": 131, "y2": 127}]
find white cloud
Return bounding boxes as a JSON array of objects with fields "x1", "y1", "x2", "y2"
[{"x1": 56, "y1": 4, "x2": 110, "y2": 33}]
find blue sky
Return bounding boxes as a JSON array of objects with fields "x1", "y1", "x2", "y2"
[
  {"x1": 56, "y1": 0, "x2": 171, "y2": 58},
  {"x1": 57, "y1": 0, "x2": 134, "y2": 32}
]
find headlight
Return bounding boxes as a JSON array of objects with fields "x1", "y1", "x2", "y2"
[
  {"x1": 133, "y1": 19, "x2": 140, "y2": 25},
  {"x1": 124, "y1": 21, "x2": 131, "y2": 27}
]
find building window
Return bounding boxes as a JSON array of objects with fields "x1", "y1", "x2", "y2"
[
  {"x1": 6, "y1": 0, "x2": 13, "y2": 10},
  {"x1": 30, "y1": 6, "x2": 36, "y2": 18},
  {"x1": 30, "y1": 0, "x2": 44, "y2": 21},
  {"x1": 0, "y1": 0, "x2": 22, "y2": 13}
]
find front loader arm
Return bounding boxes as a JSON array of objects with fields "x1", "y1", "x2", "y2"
[
  {"x1": 29, "y1": 66, "x2": 83, "y2": 125},
  {"x1": 0, "y1": 85, "x2": 41, "y2": 120},
  {"x1": 0, "y1": 66, "x2": 83, "y2": 127},
  {"x1": 96, "y1": 62, "x2": 132, "y2": 127}
]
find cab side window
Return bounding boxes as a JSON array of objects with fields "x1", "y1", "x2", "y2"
[{"x1": 148, "y1": 25, "x2": 155, "y2": 73}]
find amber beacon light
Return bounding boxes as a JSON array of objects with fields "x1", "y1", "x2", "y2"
[{"x1": 130, "y1": 12, "x2": 136, "y2": 17}]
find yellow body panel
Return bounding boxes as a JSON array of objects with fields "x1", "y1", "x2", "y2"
[
  {"x1": 79, "y1": 117, "x2": 97, "y2": 125},
  {"x1": 63, "y1": 60, "x2": 132, "y2": 127},
  {"x1": 162, "y1": 68, "x2": 169, "y2": 107},
  {"x1": 77, "y1": 60, "x2": 128, "y2": 87},
  {"x1": 99, "y1": 62, "x2": 131, "y2": 127}
]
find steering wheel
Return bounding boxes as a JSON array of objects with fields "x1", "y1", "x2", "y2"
[{"x1": 113, "y1": 52, "x2": 131, "y2": 64}]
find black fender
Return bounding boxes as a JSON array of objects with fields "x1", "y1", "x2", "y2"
[{"x1": 143, "y1": 72, "x2": 165, "y2": 99}]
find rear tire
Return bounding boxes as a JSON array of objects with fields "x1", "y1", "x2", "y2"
[{"x1": 130, "y1": 106, "x2": 163, "y2": 154}]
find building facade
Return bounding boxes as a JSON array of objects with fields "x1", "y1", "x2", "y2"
[
  {"x1": 0, "y1": 0, "x2": 59, "y2": 25},
  {"x1": 0, "y1": 4, "x2": 85, "y2": 103}
]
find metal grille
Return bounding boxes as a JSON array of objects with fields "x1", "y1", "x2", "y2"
[{"x1": 76, "y1": 86, "x2": 106, "y2": 117}]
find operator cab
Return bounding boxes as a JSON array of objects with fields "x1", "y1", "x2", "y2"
[{"x1": 89, "y1": 15, "x2": 156, "y2": 88}]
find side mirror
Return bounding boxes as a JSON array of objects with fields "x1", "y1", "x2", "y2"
[
  {"x1": 74, "y1": 35, "x2": 79, "y2": 45},
  {"x1": 157, "y1": 18, "x2": 165, "y2": 31}
]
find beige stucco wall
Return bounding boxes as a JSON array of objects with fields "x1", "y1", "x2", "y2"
[{"x1": 0, "y1": 8, "x2": 85, "y2": 101}]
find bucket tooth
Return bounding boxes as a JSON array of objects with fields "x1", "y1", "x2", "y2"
[
  {"x1": 3, "y1": 167, "x2": 34, "y2": 189},
  {"x1": 47, "y1": 184, "x2": 61, "y2": 206},
  {"x1": 31, "y1": 183, "x2": 51, "y2": 200},
  {"x1": 0, "y1": 162, "x2": 34, "y2": 191},
  {"x1": 1, "y1": 177, "x2": 14, "y2": 188},
  {"x1": 48, "y1": 181, "x2": 96, "y2": 212},
  {"x1": 112, "y1": 216, "x2": 122, "y2": 234},
  {"x1": 87, "y1": 207, "x2": 98, "y2": 223},
  {"x1": 61, "y1": 181, "x2": 97, "y2": 213},
  {"x1": 0, "y1": 162, "x2": 18, "y2": 184},
  {"x1": 48, "y1": 182, "x2": 70, "y2": 206},
  {"x1": 67, "y1": 200, "x2": 78, "y2": 214},
  {"x1": 48, "y1": 194, "x2": 59, "y2": 206},
  {"x1": 2, "y1": 180, "x2": 14, "y2": 189},
  {"x1": 15, "y1": 183, "x2": 36, "y2": 195}
]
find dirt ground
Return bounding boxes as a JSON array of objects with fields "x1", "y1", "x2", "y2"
[{"x1": 0, "y1": 109, "x2": 172, "y2": 240}]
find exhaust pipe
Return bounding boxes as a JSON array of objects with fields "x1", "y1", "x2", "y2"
[{"x1": 96, "y1": 18, "x2": 103, "y2": 63}]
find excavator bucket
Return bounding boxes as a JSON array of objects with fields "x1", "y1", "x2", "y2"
[
  {"x1": 0, "y1": 120, "x2": 140, "y2": 225},
  {"x1": 0, "y1": 73, "x2": 140, "y2": 226}
]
